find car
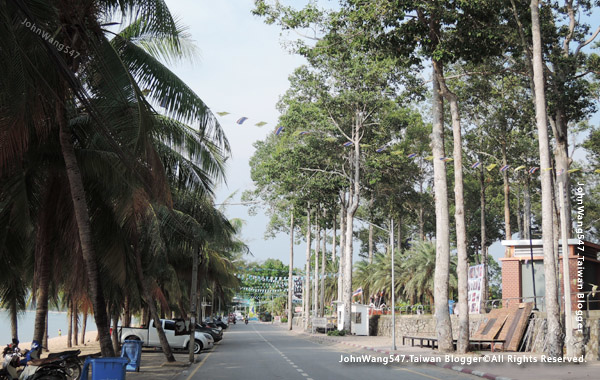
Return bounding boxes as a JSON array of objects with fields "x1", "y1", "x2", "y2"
[
  {"x1": 120, "y1": 319, "x2": 213, "y2": 354},
  {"x1": 196, "y1": 323, "x2": 223, "y2": 342}
]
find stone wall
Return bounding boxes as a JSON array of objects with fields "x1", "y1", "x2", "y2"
[
  {"x1": 373, "y1": 311, "x2": 600, "y2": 359},
  {"x1": 374, "y1": 314, "x2": 486, "y2": 339}
]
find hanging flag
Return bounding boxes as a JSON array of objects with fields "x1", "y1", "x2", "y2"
[
  {"x1": 514, "y1": 165, "x2": 526, "y2": 171},
  {"x1": 594, "y1": 169, "x2": 600, "y2": 174},
  {"x1": 298, "y1": 131, "x2": 310, "y2": 136},
  {"x1": 486, "y1": 163, "x2": 497, "y2": 171},
  {"x1": 216, "y1": 111, "x2": 230, "y2": 116},
  {"x1": 236, "y1": 117, "x2": 248, "y2": 125},
  {"x1": 500, "y1": 165, "x2": 510, "y2": 172},
  {"x1": 407, "y1": 153, "x2": 418, "y2": 159},
  {"x1": 425, "y1": 156, "x2": 434, "y2": 160},
  {"x1": 557, "y1": 169, "x2": 565, "y2": 176},
  {"x1": 376, "y1": 145, "x2": 387, "y2": 153},
  {"x1": 441, "y1": 157, "x2": 453, "y2": 162},
  {"x1": 343, "y1": 141, "x2": 353, "y2": 147},
  {"x1": 255, "y1": 121, "x2": 268, "y2": 127},
  {"x1": 529, "y1": 167, "x2": 539, "y2": 174},
  {"x1": 352, "y1": 287, "x2": 363, "y2": 297},
  {"x1": 275, "y1": 126, "x2": 284, "y2": 135},
  {"x1": 543, "y1": 167, "x2": 553, "y2": 171},
  {"x1": 567, "y1": 168, "x2": 580, "y2": 173},
  {"x1": 471, "y1": 162, "x2": 481, "y2": 169}
]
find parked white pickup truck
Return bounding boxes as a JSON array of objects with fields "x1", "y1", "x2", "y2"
[{"x1": 119, "y1": 319, "x2": 214, "y2": 354}]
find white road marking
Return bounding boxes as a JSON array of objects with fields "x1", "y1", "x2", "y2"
[{"x1": 253, "y1": 325, "x2": 314, "y2": 379}]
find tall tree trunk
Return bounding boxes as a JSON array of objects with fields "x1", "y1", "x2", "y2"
[
  {"x1": 67, "y1": 302, "x2": 73, "y2": 348},
  {"x1": 135, "y1": 245, "x2": 176, "y2": 362},
  {"x1": 338, "y1": 201, "x2": 345, "y2": 303},
  {"x1": 332, "y1": 210, "x2": 336, "y2": 262},
  {"x1": 430, "y1": 68, "x2": 453, "y2": 352},
  {"x1": 321, "y1": 216, "x2": 326, "y2": 317},
  {"x1": 368, "y1": 223, "x2": 374, "y2": 264},
  {"x1": 314, "y1": 212, "x2": 319, "y2": 319},
  {"x1": 438, "y1": 73, "x2": 469, "y2": 354},
  {"x1": 288, "y1": 209, "x2": 294, "y2": 330},
  {"x1": 516, "y1": 182, "x2": 523, "y2": 238},
  {"x1": 397, "y1": 215, "x2": 402, "y2": 253},
  {"x1": 57, "y1": 103, "x2": 115, "y2": 357},
  {"x1": 480, "y1": 164, "x2": 488, "y2": 307},
  {"x1": 501, "y1": 143, "x2": 512, "y2": 239},
  {"x1": 111, "y1": 311, "x2": 119, "y2": 354},
  {"x1": 524, "y1": 175, "x2": 532, "y2": 239},
  {"x1": 530, "y1": 0, "x2": 562, "y2": 357},
  {"x1": 10, "y1": 298, "x2": 18, "y2": 341},
  {"x1": 82, "y1": 309, "x2": 88, "y2": 345},
  {"x1": 33, "y1": 202, "x2": 52, "y2": 344},
  {"x1": 123, "y1": 297, "x2": 131, "y2": 327},
  {"x1": 43, "y1": 313, "x2": 48, "y2": 352},
  {"x1": 343, "y1": 114, "x2": 362, "y2": 331},
  {"x1": 304, "y1": 207, "x2": 311, "y2": 331},
  {"x1": 73, "y1": 301, "x2": 79, "y2": 346},
  {"x1": 419, "y1": 181, "x2": 425, "y2": 241}
]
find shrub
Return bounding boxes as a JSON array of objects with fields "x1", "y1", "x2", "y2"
[{"x1": 327, "y1": 329, "x2": 347, "y2": 336}]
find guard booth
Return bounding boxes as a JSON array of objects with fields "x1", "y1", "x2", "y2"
[
  {"x1": 351, "y1": 304, "x2": 369, "y2": 336},
  {"x1": 334, "y1": 301, "x2": 345, "y2": 331}
]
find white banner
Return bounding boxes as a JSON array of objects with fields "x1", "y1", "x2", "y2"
[{"x1": 468, "y1": 264, "x2": 485, "y2": 314}]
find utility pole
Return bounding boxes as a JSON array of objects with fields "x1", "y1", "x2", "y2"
[{"x1": 391, "y1": 219, "x2": 396, "y2": 351}]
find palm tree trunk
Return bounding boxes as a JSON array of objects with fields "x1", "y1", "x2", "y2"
[
  {"x1": 530, "y1": 0, "x2": 562, "y2": 358},
  {"x1": 430, "y1": 67, "x2": 453, "y2": 352},
  {"x1": 57, "y1": 103, "x2": 115, "y2": 357},
  {"x1": 82, "y1": 309, "x2": 88, "y2": 345},
  {"x1": 43, "y1": 313, "x2": 49, "y2": 352},
  {"x1": 135, "y1": 245, "x2": 176, "y2": 362},
  {"x1": 67, "y1": 301, "x2": 73, "y2": 348},
  {"x1": 73, "y1": 300, "x2": 79, "y2": 346},
  {"x1": 10, "y1": 298, "x2": 18, "y2": 341},
  {"x1": 288, "y1": 209, "x2": 294, "y2": 330},
  {"x1": 111, "y1": 310, "x2": 120, "y2": 354}
]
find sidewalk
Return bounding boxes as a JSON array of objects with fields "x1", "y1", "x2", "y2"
[
  {"x1": 274, "y1": 323, "x2": 600, "y2": 380},
  {"x1": 126, "y1": 350, "x2": 194, "y2": 380}
]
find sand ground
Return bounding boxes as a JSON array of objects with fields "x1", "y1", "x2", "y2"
[{"x1": 19, "y1": 331, "x2": 101, "y2": 356}]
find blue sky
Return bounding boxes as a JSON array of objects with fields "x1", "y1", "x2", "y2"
[{"x1": 163, "y1": 0, "x2": 310, "y2": 268}]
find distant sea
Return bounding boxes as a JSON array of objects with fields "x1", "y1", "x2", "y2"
[{"x1": 0, "y1": 310, "x2": 96, "y2": 345}]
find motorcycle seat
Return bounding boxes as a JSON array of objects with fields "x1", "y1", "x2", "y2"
[
  {"x1": 47, "y1": 350, "x2": 80, "y2": 359},
  {"x1": 28, "y1": 356, "x2": 62, "y2": 366}
]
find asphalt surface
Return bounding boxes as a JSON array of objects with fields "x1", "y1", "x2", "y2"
[{"x1": 175, "y1": 322, "x2": 481, "y2": 380}]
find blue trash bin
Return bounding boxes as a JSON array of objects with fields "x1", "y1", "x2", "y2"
[
  {"x1": 121, "y1": 340, "x2": 143, "y2": 372},
  {"x1": 448, "y1": 300, "x2": 456, "y2": 314},
  {"x1": 80, "y1": 357, "x2": 129, "y2": 380}
]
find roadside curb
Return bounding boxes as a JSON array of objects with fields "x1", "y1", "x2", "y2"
[{"x1": 309, "y1": 334, "x2": 513, "y2": 380}]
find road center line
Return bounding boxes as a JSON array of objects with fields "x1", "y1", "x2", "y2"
[{"x1": 253, "y1": 325, "x2": 313, "y2": 379}]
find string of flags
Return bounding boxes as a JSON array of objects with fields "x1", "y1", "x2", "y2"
[
  {"x1": 214, "y1": 111, "x2": 270, "y2": 127},
  {"x1": 235, "y1": 273, "x2": 339, "y2": 282}
]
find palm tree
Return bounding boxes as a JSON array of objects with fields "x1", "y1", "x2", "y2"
[{"x1": 400, "y1": 241, "x2": 457, "y2": 308}]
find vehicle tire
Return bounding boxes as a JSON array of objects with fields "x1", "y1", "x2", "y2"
[
  {"x1": 190, "y1": 339, "x2": 203, "y2": 354},
  {"x1": 63, "y1": 359, "x2": 82, "y2": 380},
  {"x1": 31, "y1": 370, "x2": 68, "y2": 380}
]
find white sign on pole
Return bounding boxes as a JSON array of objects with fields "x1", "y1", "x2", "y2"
[{"x1": 468, "y1": 264, "x2": 484, "y2": 314}]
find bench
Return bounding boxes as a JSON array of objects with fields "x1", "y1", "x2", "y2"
[{"x1": 402, "y1": 336, "x2": 506, "y2": 352}]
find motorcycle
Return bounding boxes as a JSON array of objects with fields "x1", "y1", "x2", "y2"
[
  {"x1": 244, "y1": 318, "x2": 248, "y2": 325},
  {"x1": 1, "y1": 341, "x2": 69, "y2": 380}
]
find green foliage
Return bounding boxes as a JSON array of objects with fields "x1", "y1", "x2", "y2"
[{"x1": 327, "y1": 329, "x2": 347, "y2": 336}]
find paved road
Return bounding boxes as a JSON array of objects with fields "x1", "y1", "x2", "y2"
[{"x1": 176, "y1": 322, "x2": 480, "y2": 380}]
